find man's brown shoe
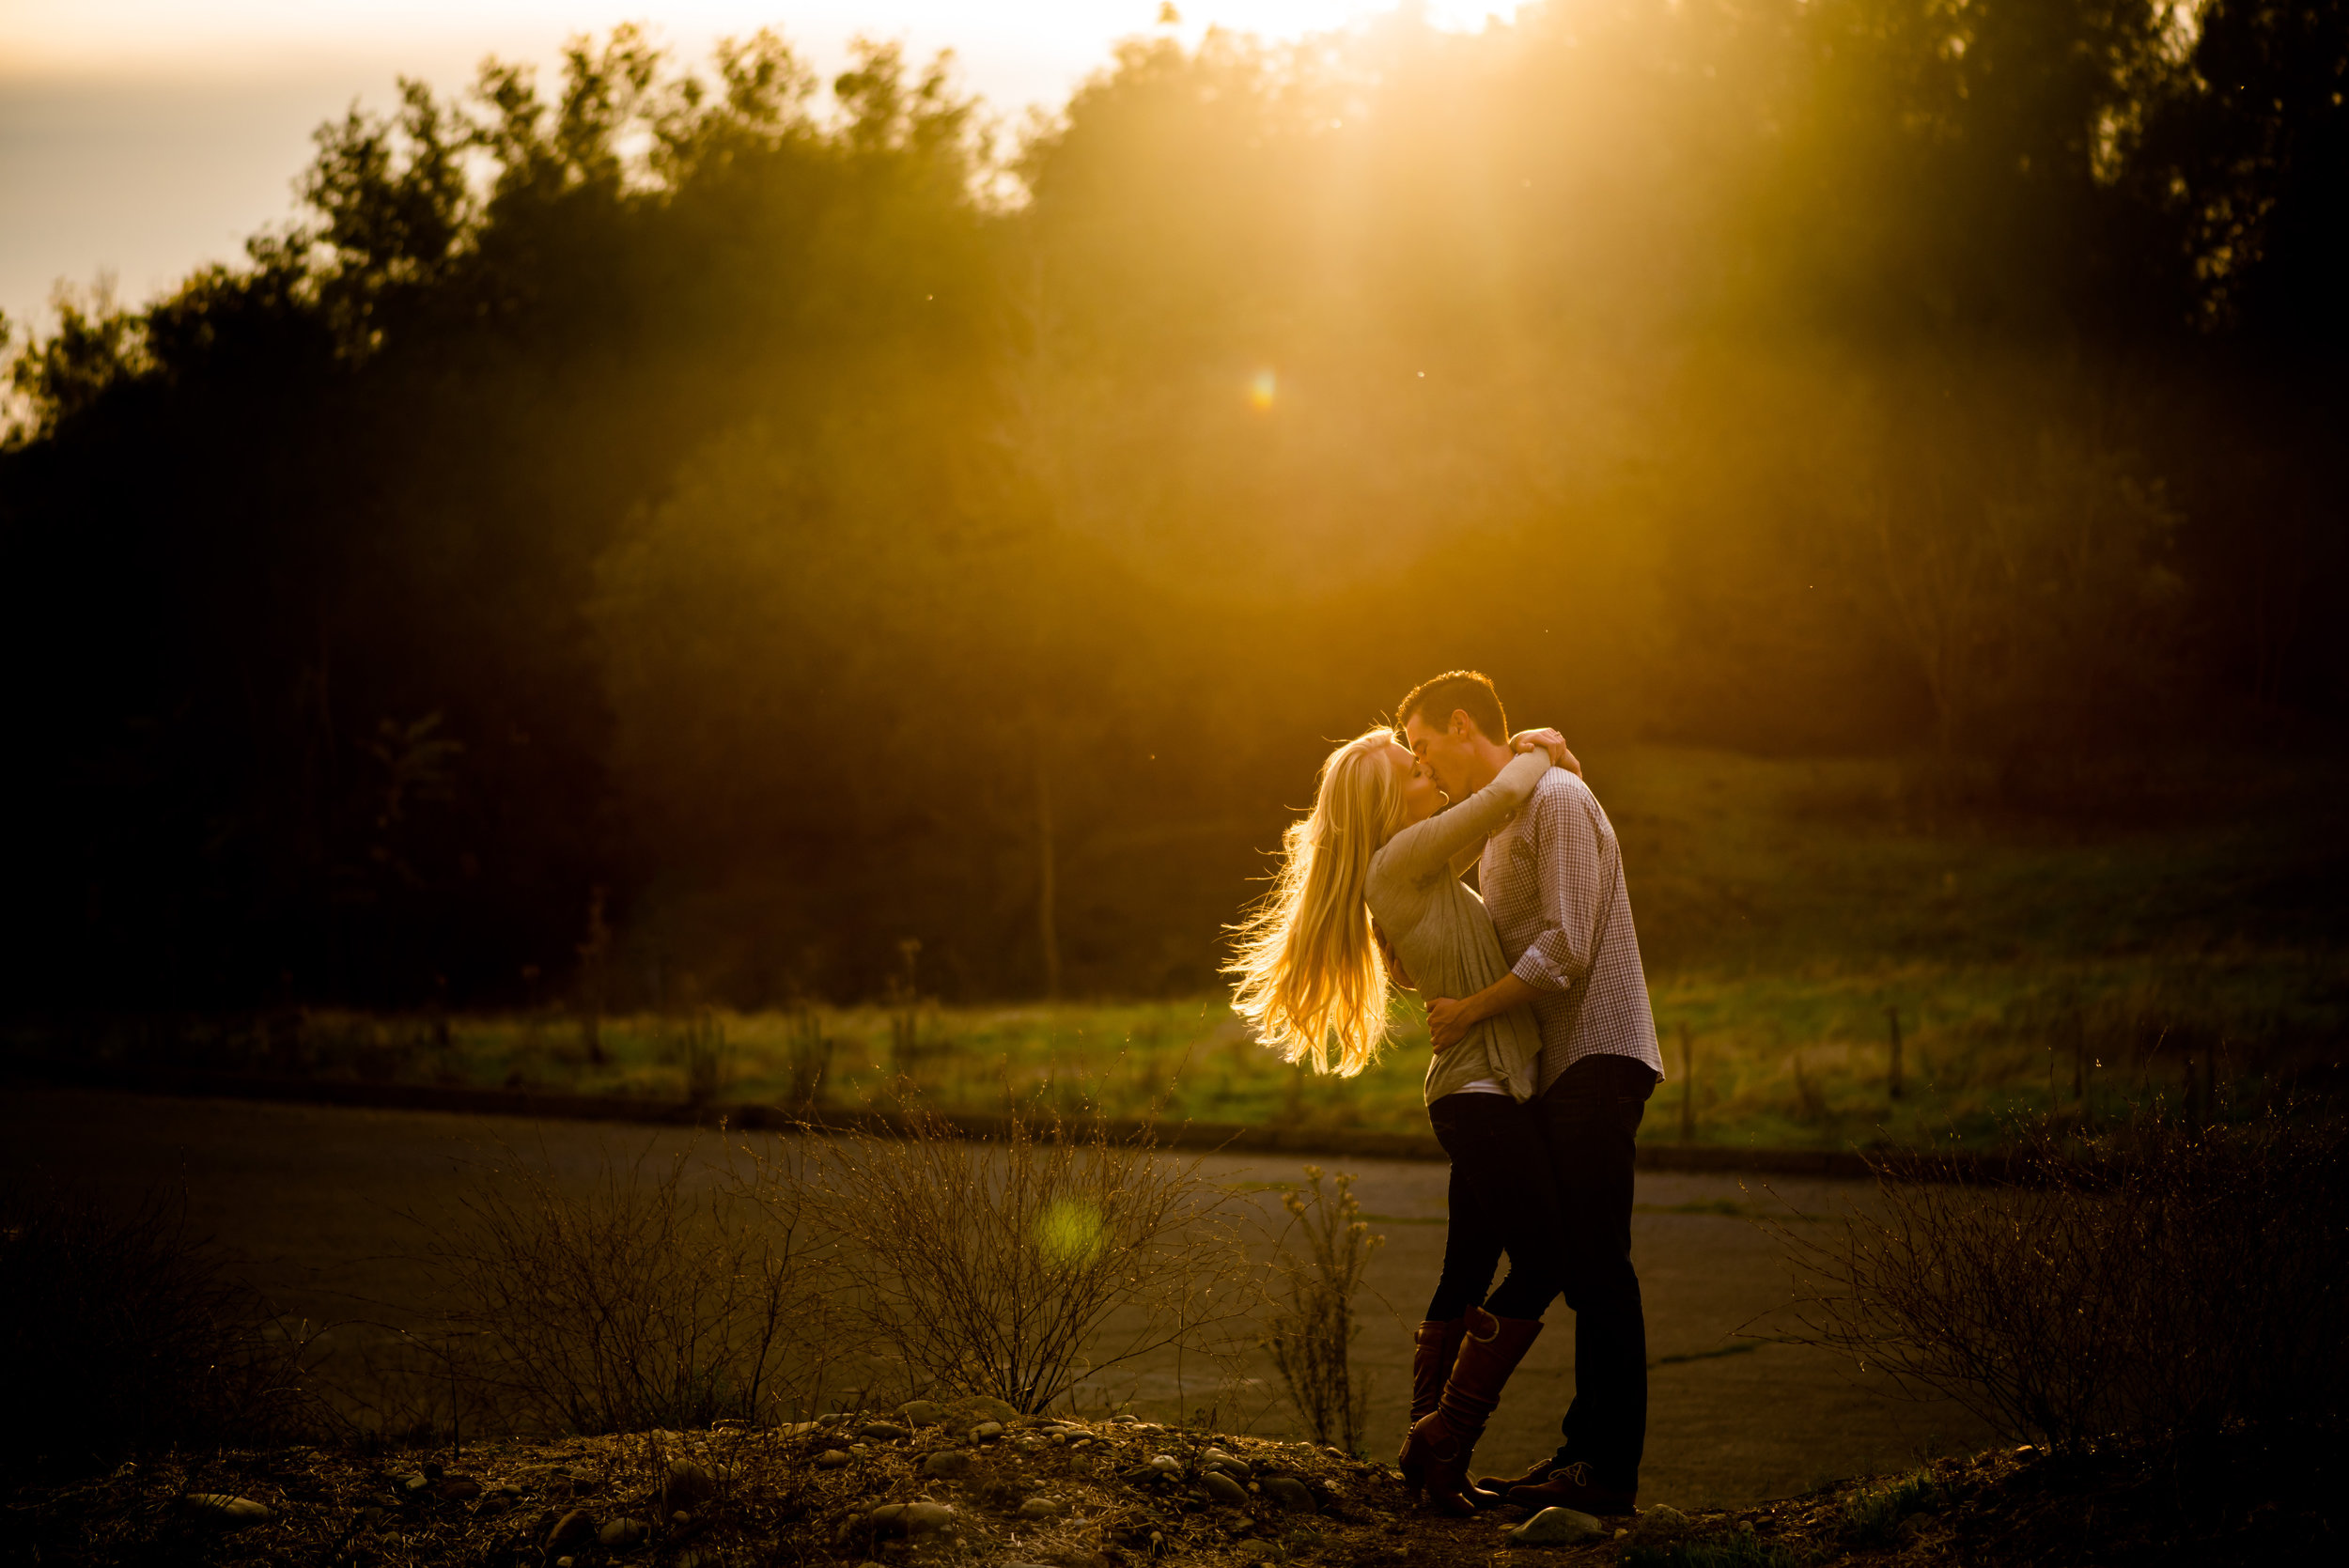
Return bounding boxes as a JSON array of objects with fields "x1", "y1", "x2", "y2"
[
  {"x1": 1505, "y1": 1460, "x2": 1637, "y2": 1516},
  {"x1": 1472, "y1": 1454, "x2": 1561, "y2": 1498}
]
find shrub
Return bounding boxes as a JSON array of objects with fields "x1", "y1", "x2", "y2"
[
  {"x1": 771, "y1": 1110, "x2": 1252, "y2": 1414},
  {"x1": 1772, "y1": 1115, "x2": 2349, "y2": 1451},
  {"x1": 0, "y1": 1181, "x2": 324, "y2": 1473},
  {"x1": 417, "y1": 1135, "x2": 829, "y2": 1435},
  {"x1": 1265, "y1": 1166, "x2": 1380, "y2": 1453}
]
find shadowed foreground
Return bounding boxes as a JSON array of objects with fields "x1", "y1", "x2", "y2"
[
  {"x1": 0, "y1": 1088, "x2": 1994, "y2": 1507},
  {"x1": 7, "y1": 1398, "x2": 2327, "y2": 1568}
]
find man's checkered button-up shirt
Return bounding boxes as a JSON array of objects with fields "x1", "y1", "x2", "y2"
[{"x1": 1478, "y1": 767, "x2": 1665, "y2": 1093}]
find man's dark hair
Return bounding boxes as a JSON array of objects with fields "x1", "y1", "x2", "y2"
[{"x1": 1395, "y1": 670, "x2": 1509, "y2": 744}]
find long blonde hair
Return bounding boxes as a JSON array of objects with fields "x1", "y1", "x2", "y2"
[{"x1": 1225, "y1": 727, "x2": 1408, "y2": 1076}]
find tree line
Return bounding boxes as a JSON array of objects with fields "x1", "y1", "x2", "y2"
[{"x1": 1, "y1": 1, "x2": 2341, "y2": 1012}]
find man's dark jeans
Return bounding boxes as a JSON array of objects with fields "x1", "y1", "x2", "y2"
[{"x1": 1539, "y1": 1051, "x2": 1657, "y2": 1493}]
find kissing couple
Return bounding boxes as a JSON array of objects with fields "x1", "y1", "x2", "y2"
[{"x1": 1229, "y1": 670, "x2": 1665, "y2": 1518}]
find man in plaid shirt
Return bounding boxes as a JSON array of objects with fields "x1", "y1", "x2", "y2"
[{"x1": 1402, "y1": 669, "x2": 1663, "y2": 1517}]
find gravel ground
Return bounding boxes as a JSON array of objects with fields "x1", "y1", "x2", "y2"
[
  {"x1": 24, "y1": 1409, "x2": 2309, "y2": 1568},
  {"x1": 0, "y1": 1404, "x2": 2015, "y2": 1568}
]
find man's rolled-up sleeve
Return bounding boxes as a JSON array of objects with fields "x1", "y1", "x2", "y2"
[{"x1": 1509, "y1": 784, "x2": 1603, "y2": 994}]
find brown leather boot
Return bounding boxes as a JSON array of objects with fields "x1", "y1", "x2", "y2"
[
  {"x1": 1409, "y1": 1318, "x2": 1470, "y2": 1422},
  {"x1": 1397, "y1": 1317, "x2": 1470, "y2": 1489},
  {"x1": 1397, "y1": 1308, "x2": 1543, "y2": 1515}
]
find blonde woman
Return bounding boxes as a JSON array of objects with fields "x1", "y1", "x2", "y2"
[{"x1": 1228, "y1": 722, "x2": 1578, "y2": 1514}]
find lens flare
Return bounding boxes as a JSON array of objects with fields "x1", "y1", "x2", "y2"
[
  {"x1": 1249, "y1": 366, "x2": 1277, "y2": 410},
  {"x1": 1034, "y1": 1198, "x2": 1106, "y2": 1265}
]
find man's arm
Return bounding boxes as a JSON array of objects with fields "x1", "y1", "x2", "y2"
[
  {"x1": 1426, "y1": 972, "x2": 1543, "y2": 1052},
  {"x1": 1508, "y1": 779, "x2": 1607, "y2": 996},
  {"x1": 1425, "y1": 780, "x2": 1606, "y2": 1052}
]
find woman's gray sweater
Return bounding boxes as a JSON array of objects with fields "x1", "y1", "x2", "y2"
[{"x1": 1366, "y1": 749, "x2": 1551, "y2": 1106}]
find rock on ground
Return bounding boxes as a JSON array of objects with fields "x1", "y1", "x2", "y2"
[
  {"x1": 1632, "y1": 1503, "x2": 1694, "y2": 1539},
  {"x1": 1262, "y1": 1476, "x2": 1317, "y2": 1513},
  {"x1": 1510, "y1": 1506, "x2": 1606, "y2": 1545},
  {"x1": 544, "y1": 1506, "x2": 594, "y2": 1550},
  {"x1": 941, "y1": 1394, "x2": 1021, "y2": 1427}
]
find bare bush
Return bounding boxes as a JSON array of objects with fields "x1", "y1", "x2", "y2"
[
  {"x1": 1771, "y1": 1116, "x2": 2349, "y2": 1450},
  {"x1": 1265, "y1": 1166, "x2": 1380, "y2": 1453},
  {"x1": 417, "y1": 1136, "x2": 830, "y2": 1435},
  {"x1": 760, "y1": 1110, "x2": 1252, "y2": 1414},
  {"x1": 0, "y1": 1180, "x2": 331, "y2": 1472}
]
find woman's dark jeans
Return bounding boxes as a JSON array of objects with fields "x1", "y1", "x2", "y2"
[
  {"x1": 1424, "y1": 1091, "x2": 1566, "y2": 1322},
  {"x1": 1539, "y1": 1051, "x2": 1658, "y2": 1493}
]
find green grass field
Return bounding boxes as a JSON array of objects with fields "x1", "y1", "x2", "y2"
[{"x1": 42, "y1": 746, "x2": 2346, "y2": 1151}]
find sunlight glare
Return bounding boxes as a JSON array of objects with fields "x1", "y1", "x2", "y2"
[
  {"x1": 1, "y1": 3, "x2": 1513, "y2": 75},
  {"x1": 1250, "y1": 366, "x2": 1279, "y2": 411}
]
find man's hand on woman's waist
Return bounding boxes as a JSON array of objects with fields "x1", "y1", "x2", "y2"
[{"x1": 1425, "y1": 972, "x2": 1544, "y2": 1051}]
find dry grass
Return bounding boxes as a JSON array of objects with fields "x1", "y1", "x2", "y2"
[
  {"x1": 754, "y1": 1109, "x2": 1256, "y2": 1415},
  {"x1": 408, "y1": 1134, "x2": 831, "y2": 1436},
  {"x1": 1768, "y1": 1114, "x2": 2349, "y2": 1451},
  {"x1": 0, "y1": 1179, "x2": 334, "y2": 1475},
  {"x1": 1263, "y1": 1167, "x2": 1380, "y2": 1455},
  {"x1": 319, "y1": 1112, "x2": 1268, "y2": 1444}
]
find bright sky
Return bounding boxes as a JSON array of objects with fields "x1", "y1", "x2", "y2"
[{"x1": 0, "y1": 3, "x2": 1504, "y2": 334}]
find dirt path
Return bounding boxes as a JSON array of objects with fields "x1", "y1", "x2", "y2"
[{"x1": 1, "y1": 1087, "x2": 1994, "y2": 1509}]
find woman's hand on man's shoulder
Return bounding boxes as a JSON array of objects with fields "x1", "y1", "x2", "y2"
[{"x1": 1509, "y1": 727, "x2": 1582, "y2": 778}]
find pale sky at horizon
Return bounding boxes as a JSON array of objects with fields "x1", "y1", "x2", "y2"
[{"x1": 0, "y1": 3, "x2": 1507, "y2": 334}]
